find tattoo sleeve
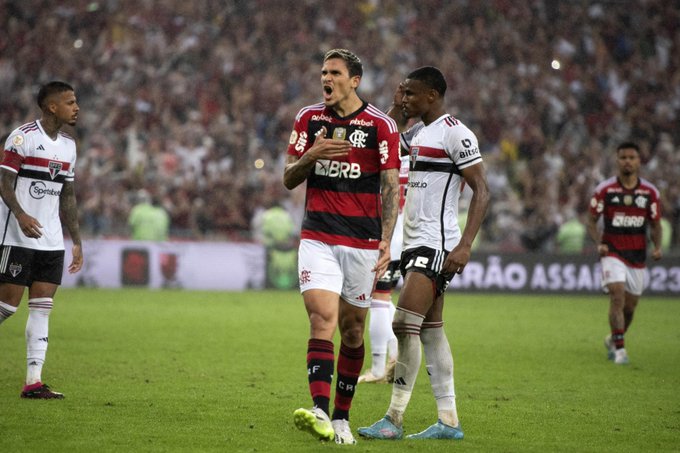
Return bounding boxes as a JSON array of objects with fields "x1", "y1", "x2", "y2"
[
  {"x1": 59, "y1": 181, "x2": 82, "y2": 246},
  {"x1": 0, "y1": 169, "x2": 24, "y2": 217},
  {"x1": 380, "y1": 168, "x2": 399, "y2": 242}
]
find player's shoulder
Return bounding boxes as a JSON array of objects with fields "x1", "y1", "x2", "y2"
[
  {"x1": 294, "y1": 103, "x2": 326, "y2": 122},
  {"x1": 594, "y1": 176, "x2": 619, "y2": 193},
  {"x1": 638, "y1": 177, "x2": 660, "y2": 196},
  {"x1": 10, "y1": 121, "x2": 39, "y2": 137},
  {"x1": 439, "y1": 115, "x2": 476, "y2": 138},
  {"x1": 58, "y1": 130, "x2": 76, "y2": 144},
  {"x1": 17, "y1": 121, "x2": 40, "y2": 135},
  {"x1": 363, "y1": 103, "x2": 398, "y2": 133},
  {"x1": 5, "y1": 121, "x2": 38, "y2": 148}
]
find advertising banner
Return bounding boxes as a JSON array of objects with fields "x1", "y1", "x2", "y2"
[
  {"x1": 448, "y1": 253, "x2": 680, "y2": 296},
  {"x1": 61, "y1": 240, "x2": 679, "y2": 295},
  {"x1": 61, "y1": 240, "x2": 265, "y2": 290}
]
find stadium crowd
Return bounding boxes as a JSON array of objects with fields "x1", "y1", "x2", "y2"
[{"x1": 1, "y1": 0, "x2": 678, "y2": 252}]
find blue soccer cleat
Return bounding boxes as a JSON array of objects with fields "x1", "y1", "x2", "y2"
[
  {"x1": 604, "y1": 335, "x2": 615, "y2": 361},
  {"x1": 357, "y1": 416, "x2": 403, "y2": 440},
  {"x1": 406, "y1": 420, "x2": 464, "y2": 440}
]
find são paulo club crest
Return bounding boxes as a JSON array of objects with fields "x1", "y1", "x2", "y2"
[
  {"x1": 48, "y1": 161, "x2": 63, "y2": 180},
  {"x1": 9, "y1": 262, "x2": 22, "y2": 277},
  {"x1": 410, "y1": 147, "x2": 419, "y2": 167}
]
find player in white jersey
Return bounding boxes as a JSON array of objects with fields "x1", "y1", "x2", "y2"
[
  {"x1": 359, "y1": 155, "x2": 409, "y2": 384},
  {"x1": 0, "y1": 81, "x2": 83, "y2": 399},
  {"x1": 359, "y1": 67, "x2": 489, "y2": 440}
]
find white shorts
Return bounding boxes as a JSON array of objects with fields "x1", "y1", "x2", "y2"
[
  {"x1": 298, "y1": 239, "x2": 379, "y2": 308},
  {"x1": 600, "y1": 256, "x2": 646, "y2": 296}
]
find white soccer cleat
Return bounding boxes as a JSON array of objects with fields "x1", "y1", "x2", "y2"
[
  {"x1": 358, "y1": 371, "x2": 387, "y2": 384},
  {"x1": 614, "y1": 348, "x2": 629, "y2": 365},
  {"x1": 332, "y1": 419, "x2": 357, "y2": 445}
]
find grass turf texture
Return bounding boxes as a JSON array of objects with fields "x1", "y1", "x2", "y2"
[{"x1": 1, "y1": 289, "x2": 678, "y2": 452}]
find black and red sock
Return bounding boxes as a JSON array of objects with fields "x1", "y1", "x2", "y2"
[
  {"x1": 612, "y1": 329, "x2": 625, "y2": 349},
  {"x1": 307, "y1": 338, "x2": 334, "y2": 415},
  {"x1": 332, "y1": 342, "x2": 364, "y2": 421}
]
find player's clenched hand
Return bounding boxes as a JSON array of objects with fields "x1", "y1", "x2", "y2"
[
  {"x1": 308, "y1": 126, "x2": 351, "y2": 160},
  {"x1": 372, "y1": 240, "x2": 391, "y2": 278},
  {"x1": 393, "y1": 83, "x2": 405, "y2": 108},
  {"x1": 68, "y1": 243, "x2": 83, "y2": 274},
  {"x1": 443, "y1": 245, "x2": 471, "y2": 275},
  {"x1": 597, "y1": 244, "x2": 609, "y2": 257},
  {"x1": 16, "y1": 212, "x2": 43, "y2": 238}
]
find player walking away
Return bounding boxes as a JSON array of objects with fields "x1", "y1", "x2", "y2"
[
  {"x1": 586, "y1": 142, "x2": 662, "y2": 365},
  {"x1": 359, "y1": 155, "x2": 409, "y2": 385},
  {"x1": 0, "y1": 81, "x2": 84, "y2": 398},
  {"x1": 284, "y1": 49, "x2": 400, "y2": 444},
  {"x1": 358, "y1": 66, "x2": 489, "y2": 440}
]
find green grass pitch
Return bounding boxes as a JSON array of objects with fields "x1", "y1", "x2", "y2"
[{"x1": 1, "y1": 289, "x2": 678, "y2": 452}]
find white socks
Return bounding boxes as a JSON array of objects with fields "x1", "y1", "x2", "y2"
[
  {"x1": 0, "y1": 300, "x2": 17, "y2": 324},
  {"x1": 25, "y1": 298, "x2": 53, "y2": 385},
  {"x1": 387, "y1": 307, "x2": 424, "y2": 426},
  {"x1": 368, "y1": 298, "x2": 397, "y2": 377},
  {"x1": 422, "y1": 322, "x2": 459, "y2": 427}
]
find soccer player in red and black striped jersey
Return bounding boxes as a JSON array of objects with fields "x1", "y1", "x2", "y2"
[
  {"x1": 587, "y1": 142, "x2": 663, "y2": 365},
  {"x1": 285, "y1": 49, "x2": 400, "y2": 444},
  {"x1": 0, "y1": 81, "x2": 83, "y2": 398}
]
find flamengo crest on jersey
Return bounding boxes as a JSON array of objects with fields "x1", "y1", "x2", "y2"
[
  {"x1": 401, "y1": 114, "x2": 482, "y2": 252},
  {"x1": 589, "y1": 176, "x2": 660, "y2": 268},
  {"x1": 287, "y1": 101, "x2": 400, "y2": 249},
  {"x1": 1, "y1": 120, "x2": 77, "y2": 251}
]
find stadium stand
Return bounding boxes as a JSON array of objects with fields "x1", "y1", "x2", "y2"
[{"x1": 1, "y1": 0, "x2": 678, "y2": 251}]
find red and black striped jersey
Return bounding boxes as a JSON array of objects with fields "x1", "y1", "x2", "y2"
[
  {"x1": 589, "y1": 176, "x2": 661, "y2": 268},
  {"x1": 286, "y1": 101, "x2": 400, "y2": 249},
  {"x1": 1, "y1": 120, "x2": 77, "y2": 251}
]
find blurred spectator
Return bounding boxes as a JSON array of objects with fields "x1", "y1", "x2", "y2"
[
  {"x1": 128, "y1": 190, "x2": 170, "y2": 241},
  {"x1": 556, "y1": 211, "x2": 587, "y2": 254}
]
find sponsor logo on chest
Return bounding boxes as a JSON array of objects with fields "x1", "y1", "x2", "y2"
[{"x1": 612, "y1": 213, "x2": 645, "y2": 228}]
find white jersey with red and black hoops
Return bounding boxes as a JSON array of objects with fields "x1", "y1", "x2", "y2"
[
  {"x1": 401, "y1": 114, "x2": 482, "y2": 252},
  {"x1": 388, "y1": 155, "x2": 409, "y2": 259},
  {"x1": 1, "y1": 120, "x2": 76, "y2": 250},
  {"x1": 589, "y1": 176, "x2": 661, "y2": 268},
  {"x1": 287, "y1": 101, "x2": 400, "y2": 250}
]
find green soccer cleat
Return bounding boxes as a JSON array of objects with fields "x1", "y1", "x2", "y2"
[
  {"x1": 357, "y1": 416, "x2": 403, "y2": 440},
  {"x1": 293, "y1": 407, "x2": 334, "y2": 441},
  {"x1": 406, "y1": 420, "x2": 464, "y2": 440}
]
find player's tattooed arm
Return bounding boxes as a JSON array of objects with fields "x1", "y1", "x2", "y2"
[
  {"x1": 373, "y1": 167, "x2": 399, "y2": 276},
  {"x1": 60, "y1": 180, "x2": 83, "y2": 273},
  {"x1": 0, "y1": 168, "x2": 42, "y2": 238},
  {"x1": 59, "y1": 181, "x2": 82, "y2": 247},
  {"x1": 0, "y1": 169, "x2": 24, "y2": 217},
  {"x1": 380, "y1": 168, "x2": 399, "y2": 243}
]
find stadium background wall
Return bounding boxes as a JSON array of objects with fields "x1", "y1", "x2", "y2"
[{"x1": 60, "y1": 240, "x2": 680, "y2": 296}]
